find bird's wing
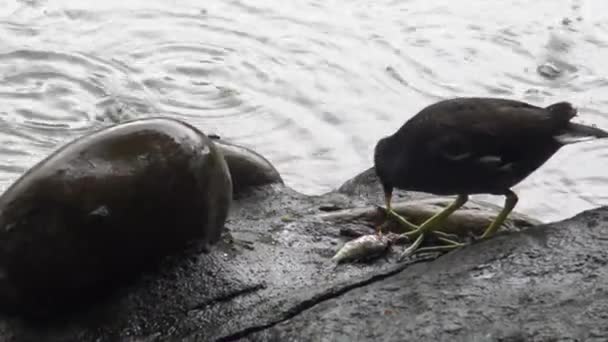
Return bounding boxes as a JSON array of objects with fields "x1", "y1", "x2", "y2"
[{"x1": 423, "y1": 100, "x2": 558, "y2": 167}]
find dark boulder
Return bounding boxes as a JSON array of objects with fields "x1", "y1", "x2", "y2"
[{"x1": 0, "y1": 117, "x2": 232, "y2": 315}]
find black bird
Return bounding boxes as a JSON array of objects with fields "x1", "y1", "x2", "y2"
[{"x1": 374, "y1": 97, "x2": 608, "y2": 257}]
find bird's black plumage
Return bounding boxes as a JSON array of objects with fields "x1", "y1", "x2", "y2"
[
  {"x1": 374, "y1": 97, "x2": 608, "y2": 197},
  {"x1": 374, "y1": 97, "x2": 608, "y2": 258}
]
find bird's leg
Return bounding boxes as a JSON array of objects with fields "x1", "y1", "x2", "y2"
[
  {"x1": 384, "y1": 192, "x2": 419, "y2": 231},
  {"x1": 384, "y1": 192, "x2": 462, "y2": 242},
  {"x1": 480, "y1": 190, "x2": 518, "y2": 239},
  {"x1": 397, "y1": 194, "x2": 468, "y2": 260},
  {"x1": 436, "y1": 236, "x2": 462, "y2": 246},
  {"x1": 374, "y1": 193, "x2": 391, "y2": 236},
  {"x1": 397, "y1": 233, "x2": 424, "y2": 261},
  {"x1": 399, "y1": 244, "x2": 463, "y2": 261},
  {"x1": 402, "y1": 194, "x2": 469, "y2": 239}
]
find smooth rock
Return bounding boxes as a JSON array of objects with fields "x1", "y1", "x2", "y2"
[
  {"x1": 210, "y1": 136, "x2": 283, "y2": 196},
  {"x1": 0, "y1": 117, "x2": 232, "y2": 315}
]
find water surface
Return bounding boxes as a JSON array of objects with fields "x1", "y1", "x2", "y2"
[{"x1": 1, "y1": 0, "x2": 608, "y2": 221}]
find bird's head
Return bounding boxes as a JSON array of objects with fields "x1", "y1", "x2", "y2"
[{"x1": 373, "y1": 136, "x2": 396, "y2": 196}]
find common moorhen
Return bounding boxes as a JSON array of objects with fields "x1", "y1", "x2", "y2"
[{"x1": 374, "y1": 97, "x2": 608, "y2": 258}]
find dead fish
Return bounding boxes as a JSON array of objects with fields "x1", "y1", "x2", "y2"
[{"x1": 331, "y1": 234, "x2": 393, "y2": 263}]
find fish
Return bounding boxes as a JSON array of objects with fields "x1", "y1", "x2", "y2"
[{"x1": 331, "y1": 234, "x2": 394, "y2": 263}]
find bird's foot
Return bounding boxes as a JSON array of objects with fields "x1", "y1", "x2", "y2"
[
  {"x1": 385, "y1": 207, "x2": 420, "y2": 231},
  {"x1": 393, "y1": 194, "x2": 469, "y2": 239},
  {"x1": 435, "y1": 235, "x2": 464, "y2": 246},
  {"x1": 398, "y1": 243, "x2": 464, "y2": 261},
  {"x1": 385, "y1": 206, "x2": 456, "y2": 240},
  {"x1": 432, "y1": 230, "x2": 460, "y2": 240},
  {"x1": 397, "y1": 232, "x2": 465, "y2": 262},
  {"x1": 397, "y1": 233, "x2": 425, "y2": 261},
  {"x1": 396, "y1": 226, "x2": 458, "y2": 243}
]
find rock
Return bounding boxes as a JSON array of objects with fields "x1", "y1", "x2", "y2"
[
  {"x1": 0, "y1": 117, "x2": 232, "y2": 316},
  {"x1": 209, "y1": 136, "x2": 283, "y2": 197},
  {"x1": 0, "y1": 146, "x2": 605, "y2": 342},
  {"x1": 246, "y1": 207, "x2": 608, "y2": 341}
]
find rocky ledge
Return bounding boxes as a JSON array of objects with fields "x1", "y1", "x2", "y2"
[{"x1": 0, "y1": 124, "x2": 606, "y2": 342}]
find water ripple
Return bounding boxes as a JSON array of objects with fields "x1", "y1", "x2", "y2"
[
  {"x1": 0, "y1": 0, "x2": 608, "y2": 218},
  {"x1": 0, "y1": 47, "x2": 157, "y2": 189}
]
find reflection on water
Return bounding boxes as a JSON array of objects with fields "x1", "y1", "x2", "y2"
[{"x1": 1, "y1": 0, "x2": 608, "y2": 221}]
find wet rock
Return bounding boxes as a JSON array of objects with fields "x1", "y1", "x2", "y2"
[
  {"x1": 209, "y1": 136, "x2": 283, "y2": 197},
  {"x1": 0, "y1": 117, "x2": 232, "y2": 316},
  {"x1": 0, "y1": 149, "x2": 606, "y2": 342},
  {"x1": 246, "y1": 206, "x2": 608, "y2": 341}
]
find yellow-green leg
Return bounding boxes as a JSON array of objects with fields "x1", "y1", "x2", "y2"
[
  {"x1": 480, "y1": 190, "x2": 518, "y2": 239},
  {"x1": 384, "y1": 192, "x2": 467, "y2": 254},
  {"x1": 383, "y1": 193, "x2": 419, "y2": 231},
  {"x1": 394, "y1": 194, "x2": 468, "y2": 260},
  {"x1": 383, "y1": 193, "x2": 462, "y2": 240},
  {"x1": 397, "y1": 233, "x2": 424, "y2": 261},
  {"x1": 398, "y1": 238, "x2": 463, "y2": 261},
  {"x1": 402, "y1": 194, "x2": 469, "y2": 239}
]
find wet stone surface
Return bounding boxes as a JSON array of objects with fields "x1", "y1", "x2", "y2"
[
  {"x1": 246, "y1": 207, "x2": 608, "y2": 342},
  {"x1": 0, "y1": 159, "x2": 606, "y2": 341}
]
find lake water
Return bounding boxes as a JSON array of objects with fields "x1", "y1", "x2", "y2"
[{"x1": 1, "y1": 0, "x2": 607, "y2": 222}]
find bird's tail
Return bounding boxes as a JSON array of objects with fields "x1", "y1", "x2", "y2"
[
  {"x1": 554, "y1": 122, "x2": 608, "y2": 144},
  {"x1": 546, "y1": 101, "x2": 578, "y2": 122}
]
